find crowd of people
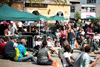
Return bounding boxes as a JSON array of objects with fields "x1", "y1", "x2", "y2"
[{"x1": 0, "y1": 20, "x2": 100, "y2": 67}]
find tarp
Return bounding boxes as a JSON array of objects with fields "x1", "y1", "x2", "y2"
[
  {"x1": 38, "y1": 15, "x2": 51, "y2": 21},
  {"x1": 84, "y1": 16, "x2": 98, "y2": 19},
  {"x1": 0, "y1": 4, "x2": 40, "y2": 21},
  {"x1": 49, "y1": 15, "x2": 68, "y2": 21}
]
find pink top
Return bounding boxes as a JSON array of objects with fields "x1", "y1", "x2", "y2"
[
  {"x1": 87, "y1": 27, "x2": 93, "y2": 38},
  {"x1": 61, "y1": 30, "x2": 66, "y2": 39}
]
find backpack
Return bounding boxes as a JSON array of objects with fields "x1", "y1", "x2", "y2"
[{"x1": 73, "y1": 52, "x2": 85, "y2": 67}]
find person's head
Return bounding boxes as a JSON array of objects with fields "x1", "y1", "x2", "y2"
[
  {"x1": 21, "y1": 39, "x2": 26, "y2": 46},
  {"x1": 42, "y1": 41, "x2": 47, "y2": 48},
  {"x1": 63, "y1": 40, "x2": 69, "y2": 48},
  {"x1": 57, "y1": 29, "x2": 59, "y2": 32},
  {"x1": 11, "y1": 35, "x2": 17, "y2": 42},
  {"x1": 61, "y1": 26, "x2": 66, "y2": 30},
  {"x1": 89, "y1": 23, "x2": 94, "y2": 28},
  {"x1": 81, "y1": 44, "x2": 88, "y2": 51},
  {"x1": 36, "y1": 36, "x2": 41, "y2": 41},
  {"x1": 84, "y1": 45, "x2": 91, "y2": 53},
  {"x1": 47, "y1": 36, "x2": 52, "y2": 41},
  {"x1": 8, "y1": 24, "x2": 11, "y2": 30},
  {"x1": 95, "y1": 32, "x2": 98, "y2": 36},
  {"x1": 64, "y1": 45, "x2": 71, "y2": 52},
  {"x1": 4, "y1": 37, "x2": 9, "y2": 42}
]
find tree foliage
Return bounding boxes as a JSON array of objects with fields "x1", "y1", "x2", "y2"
[{"x1": 75, "y1": 11, "x2": 81, "y2": 21}]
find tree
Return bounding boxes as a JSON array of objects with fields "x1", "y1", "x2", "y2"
[
  {"x1": 75, "y1": 11, "x2": 81, "y2": 22},
  {"x1": 0, "y1": 0, "x2": 15, "y2": 6}
]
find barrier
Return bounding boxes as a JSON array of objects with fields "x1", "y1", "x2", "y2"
[{"x1": 17, "y1": 35, "x2": 33, "y2": 51}]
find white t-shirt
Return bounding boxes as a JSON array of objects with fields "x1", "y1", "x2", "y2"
[
  {"x1": 18, "y1": 22, "x2": 22, "y2": 27},
  {"x1": 47, "y1": 41, "x2": 53, "y2": 47},
  {"x1": 35, "y1": 41, "x2": 42, "y2": 46},
  {"x1": 63, "y1": 52, "x2": 72, "y2": 67},
  {"x1": 56, "y1": 32, "x2": 61, "y2": 36}
]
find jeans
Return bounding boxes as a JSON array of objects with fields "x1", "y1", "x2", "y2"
[
  {"x1": 92, "y1": 42, "x2": 98, "y2": 52},
  {"x1": 21, "y1": 55, "x2": 36, "y2": 62},
  {"x1": 38, "y1": 60, "x2": 53, "y2": 65},
  {"x1": 60, "y1": 39, "x2": 66, "y2": 47},
  {"x1": 68, "y1": 38, "x2": 74, "y2": 50}
]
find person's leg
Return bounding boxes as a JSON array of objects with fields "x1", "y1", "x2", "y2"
[
  {"x1": 71, "y1": 38, "x2": 74, "y2": 50},
  {"x1": 60, "y1": 39, "x2": 63, "y2": 47},
  {"x1": 21, "y1": 55, "x2": 36, "y2": 62},
  {"x1": 38, "y1": 60, "x2": 53, "y2": 65},
  {"x1": 93, "y1": 42, "x2": 98, "y2": 50}
]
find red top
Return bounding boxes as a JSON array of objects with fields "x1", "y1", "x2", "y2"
[
  {"x1": 87, "y1": 27, "x2": 93, "y2": 38},
  {"x1": 61, "y1": 30, "x2": 66, "y2": 39},
  {"x1": 0, "y1": 43, "x2": 6, "y2": 55}
]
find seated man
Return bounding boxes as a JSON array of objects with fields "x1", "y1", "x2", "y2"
[
  {"x1": 3, "y1": 35, "x2": 17, "y2": 59},
  {"x1": 92, "y1": 32, "x2": 100, "y2": 52},
  {"x1": 14, "y1": 39, "x2": 36, "y2": 63}
]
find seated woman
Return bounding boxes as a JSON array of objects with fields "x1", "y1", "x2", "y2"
[
  {"x1": 37, "y1": 41, "x2": 53, "y2": 65},
  {"x1": 62, "y1": 45, "x2": 75, "y2": 67},
  {"x1": 34, "y1": 36, "x2": 42, "y2": 50}
]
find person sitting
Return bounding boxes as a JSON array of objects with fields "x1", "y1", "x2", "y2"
[
  {"x1": 37, "y1": 41, "x2": 53, "y2": 65},
  {"x1": 80, "y1": 45, "x2": 100, "y2": 67},
  {"x1": 0, "y1": 37, "x2": 9, "y2": 56},
  {"x1": 55, "y1": 29, "x2": 61, "y2": 42},
  {"x1": 14, "y1": 39, "x2": 36, "y2": 62},
  {"x1": 58, "y1": 40, "x2": 69, "y2": 64},
  {"x1": 62, "y1": 45, "x2": 75, "y2": 67},
  {"x1": 34, "y1": 36, "x2": 42, "y2": 50},
  {"x1": 92, "y1": 32, "x2": 100, "y2": 52},
  {"x1": 3, "y1": 35, "x2": 17, "y2": 59},
  {"x1": 47, "y1": 36, "x2": 58, "y2": 54}
]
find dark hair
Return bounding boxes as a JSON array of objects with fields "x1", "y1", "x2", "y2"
[
  {"x1": 64, "y1": 45, "x2": 71, "y2": 52},
  {"x1": 85, "y1": 45, "x2": 91, "y2": 52},
  {"x1": 61, "y1": 26, "x2": 66, "y2": 30},
  {"x1": 42, "y1": 41, "x2": 47, "y2": 48},
  {"x1": 4, "y1": 37, "x2": 9, "y2": 42}
]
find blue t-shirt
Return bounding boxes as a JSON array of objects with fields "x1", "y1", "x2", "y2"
[{"x1": 14, "y1": 44, "x2": 28, "y2": 61}]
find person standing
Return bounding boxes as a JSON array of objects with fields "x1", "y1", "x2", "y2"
[
  {"x1": 67, "y1": 26, "x2": 76, "y2": 53},
  {"x1": 60, "y1": 26, "x2": 67, "y2": 47},
  {"x1": 87, "y1": 23, "x2": 94, "y2": 47}
]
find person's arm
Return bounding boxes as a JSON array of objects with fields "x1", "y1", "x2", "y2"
[
  {"x1": 65, "y1": 58, "x2": 73, "y2": 66},
  {"x1": 71, "y1": 56, "x2": 75, "y2": 61},
  {"x1": 89, "y1": 62, "x2": 97, "y2": 67},
  {"x1": 4, "y1": 29, "x2": 12, "y2": 37},
  {"x1": 48, "y1": 51, "x2": 53, "y2": 62},
  {"x1": 72, "y1": 30, "x2": 76, "y2": 38}
]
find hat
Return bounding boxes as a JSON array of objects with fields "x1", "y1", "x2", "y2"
[
  {"x1": 47, "y1": 36, "x2": 51, "y2": 39},
  {"x1": 12, "y1": 35, "x2": 17, "y2": 39},
  {"x1": 37, "y1": 36, "x2": 41, "y2": 39}
]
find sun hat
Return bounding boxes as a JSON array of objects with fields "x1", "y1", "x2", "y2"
[
  {"x1": 37, "y1": 36, "x2": 41, "y2": 39},
  {"x1": 47, "y1": 36, "x2": 51, "y2": 39}
]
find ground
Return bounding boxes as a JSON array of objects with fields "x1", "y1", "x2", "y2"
[{"x1": 0, "y1": 49, "x2": 100, "y2": 67}]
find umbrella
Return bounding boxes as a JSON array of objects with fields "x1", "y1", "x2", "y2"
[
  {"x1": 49, "y1": 15, "x2": 68, "y2": 21},
  {"x1": 84, "y1": 16, "x2": 97, "y2": 19},
  {"x1": 38, "y1": 15, "x2": 51, "y2": 21}
]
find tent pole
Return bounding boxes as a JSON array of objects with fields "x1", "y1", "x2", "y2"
[
  {"x1": 23, "y1": 0, "x2": 25, "y2": 12},
  {"x1": 39, "y1": 21, "x2": 40, "y2": 35}
]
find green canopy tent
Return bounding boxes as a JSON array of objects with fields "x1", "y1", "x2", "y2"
[
  {"x1": 0, "y1": 4, "x2": 40, "y2": 21},
  {"x1": 49, "y1": 15, "x2": 68, "y2": 21},
  {"x1": 84, "y1": 16, "x2": 98, "y2": 19},
  {"x1": 38, "y1": 15, "x2": 51, "y2": 21}
]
